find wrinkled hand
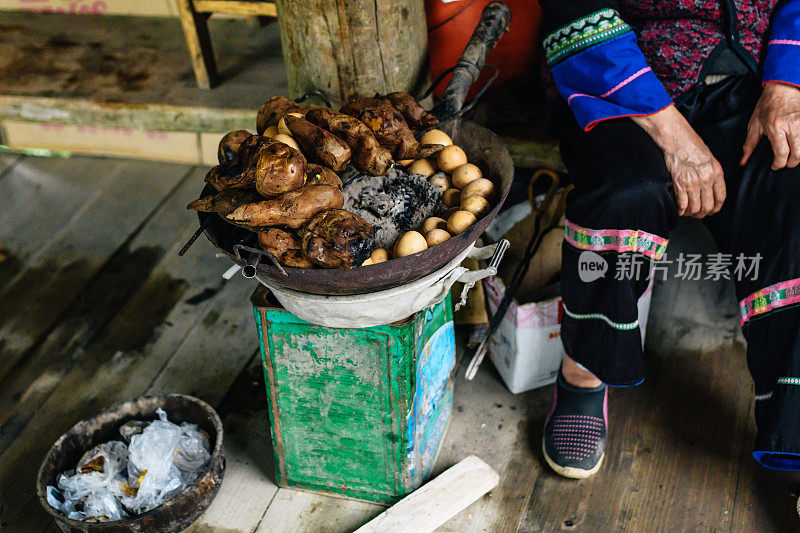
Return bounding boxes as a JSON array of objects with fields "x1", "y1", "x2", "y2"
[
  {"x1": 633, "y1": 105, "x2": 726, "y2": 218},
  {"x1": 741, "y1": 82, "x2": 800, "y2": 170}
]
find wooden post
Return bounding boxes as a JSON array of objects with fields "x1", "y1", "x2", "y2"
[{"x1": 275, "y1": 0, "x2": 429, "y2": 107}]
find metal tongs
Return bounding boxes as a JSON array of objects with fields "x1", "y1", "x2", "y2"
[{"x1": 465, "y1": 169, "x2": 573, "y2": 380}]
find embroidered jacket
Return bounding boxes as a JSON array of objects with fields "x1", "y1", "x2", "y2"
[{"x1": 540, "y1": 0, "x2": 800, "y2": 130}]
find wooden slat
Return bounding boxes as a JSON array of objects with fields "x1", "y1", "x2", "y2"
[
  {"x1": 194, "y1": 0, "x2": 277, "y2": 16},
  {"x1": 355, "y1": 456, "x2": 498, "y2": 533},
  {"x1": 0, "y1": 157, "x2": 191, "y2": 384},
  {"x1": 0, "y1": 216, "x2": 259, "y2": 530}
]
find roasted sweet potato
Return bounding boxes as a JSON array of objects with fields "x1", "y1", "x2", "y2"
[
  {"x1": 284, "y1": 115, "x2": 351, "y2": 171},
  {"x1": 256, "y1": 96, "x2": 303, "y2": 135},
  {"x1": 226, "y1": 184, "x2": 344, "y2": 229},
  {"x1": 243, "y1": 140, "x2": 307, "y2": 198},
  {"x1": 305, "y1": 108, "x2": 393, "y2": 176},
  {"x1": 218, "y1": 130, "x2": 253, "y2": 164},
  {"x1": 298, "y1": 209, "x2": 375, "y2": 269},
  {"x1": 306, "y1": 163, "x2": 343, "y2": 189},
  {"x1": 204, "y1": 161, "x2": 252, "y2": 191},
  {"x1": 187, "y1": 188, "x2": 262, "y2": 216},
  {"x1": 257, "y1": 228, "x2": 314, "y2": 268},
  {"x1": 340, "y1": 97, "x2": 442, "y2": 160},
  {"x1": 385, "y1": 92, "x2": 438, "y2": 131}
]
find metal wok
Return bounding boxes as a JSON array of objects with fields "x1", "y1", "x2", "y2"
[{"x1": 198, "y1": 2, "x2": 513, "y2": 296}]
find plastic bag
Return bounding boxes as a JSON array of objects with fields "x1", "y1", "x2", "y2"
[
  {"x1": 57, "y1": 441, "x2": 129, "y2": 502},
  {"x1": 119, "y1": 420, "x2": 149, "y2": 444},
  {"x1": 47, "y1": 409, "x2": 210, "y2": 521},
  {"x1": 173, "y1": 423, "x2": 211, "y2": 483},
  {"x1": 83, "y1": 489, "x2": 129, "y2": 521},
  {"x1": 120, "y1": 409, "x2": 209, "y2": 514}
]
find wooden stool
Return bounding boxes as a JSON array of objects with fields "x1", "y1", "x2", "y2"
[{"x1": 175, "y1": 0, "x2": 277, "y2": 89}]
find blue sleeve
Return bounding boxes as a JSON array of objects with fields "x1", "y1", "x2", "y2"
[
  {"x1": 543, "y1": 8, "x2": 673, "y2": 131},
  {"x1": 763, "y1": 0, "x2": 800, "y2": 88}
]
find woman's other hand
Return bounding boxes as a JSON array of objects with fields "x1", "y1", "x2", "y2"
[
  {"x1": 633, "y1": 106, "x2": 726, "y2": 218},
  {"x1": 741, "y1": 81, "x2": 800, "y2": 170}
]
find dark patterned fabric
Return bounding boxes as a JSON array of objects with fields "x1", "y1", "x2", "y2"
[
  {"x1": 544, "y1": 8, "x2": 632, "y2": 66},
  {"x1": 618, "y1": 0, "x2": 778, "y2": 97}
]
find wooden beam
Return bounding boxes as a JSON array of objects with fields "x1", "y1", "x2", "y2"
[
  {"x1": 175, "y1": 0, "x2": 218, "y2": 89},
  {"x1": 194, "y1": 0, "x2": 277, "y2": 16}
]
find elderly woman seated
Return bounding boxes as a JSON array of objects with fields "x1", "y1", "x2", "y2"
[{"x1": 536, "y1": 0, "x2": 800, "y2": 480}]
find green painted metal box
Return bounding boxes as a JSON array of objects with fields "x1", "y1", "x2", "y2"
[{"x1": 251, "y1": 286, "x2": 456, "y2": 504}]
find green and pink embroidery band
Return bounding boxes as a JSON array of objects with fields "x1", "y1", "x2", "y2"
[
  {"x1": 739, "y1": 277, "x2": 800, "y2": 325},
  {"x1": 564, "y1": 220, "x2": 669, "y2": 260}
]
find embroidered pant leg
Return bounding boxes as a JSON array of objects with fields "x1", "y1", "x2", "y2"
[
  {"x1": 685, "y1": 76, "x2": 800, "y2": 470},
  {"x1": 555, "y1": 107, "x2": 680, "y2": 386}
]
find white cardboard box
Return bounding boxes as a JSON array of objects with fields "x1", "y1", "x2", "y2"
[{"x1": 484, "y1": 276, "x2": 653, "y2": 394}]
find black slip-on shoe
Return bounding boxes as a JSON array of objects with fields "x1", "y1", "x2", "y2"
[{"x1": 542, "y1": 372, "x2": 607, "y2": 479}]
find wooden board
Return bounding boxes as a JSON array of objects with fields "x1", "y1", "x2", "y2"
[
  {"x1": 355, "y1": 456, "x2": 498, "y2": 533},
  {"x1": 194, "y1": 0, "x2": 277, "y2": 16},
  {"x1": 0, "y1": 156, "x2": 190, "y2": 383}
]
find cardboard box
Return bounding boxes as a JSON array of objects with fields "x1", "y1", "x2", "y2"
[
  {"x1": 0, "y1": 120, "x2": 203, "y2": 164},
  {"x1": 484, "y1": 276, "x2": 653, "y2": 394}
]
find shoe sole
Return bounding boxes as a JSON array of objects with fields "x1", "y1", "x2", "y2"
[{"x1": 541, "y1": 436, "x2": 604, "y2": 479}]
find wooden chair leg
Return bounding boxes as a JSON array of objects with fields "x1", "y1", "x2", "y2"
[{"x1": 175, "y1": 0, "x2": 218, "y2": 89}]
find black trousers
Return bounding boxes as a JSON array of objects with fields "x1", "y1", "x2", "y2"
[{"x1": 556, "y1": 75, "x2": 800, "y2": 470}]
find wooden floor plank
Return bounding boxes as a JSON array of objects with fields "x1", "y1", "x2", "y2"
[
  {"x1": 0, "y1": 155, "x2": 121, "y2": 290},
  {"x1": 0, "y1": 156, "x2": 191, "y2": 383},
  {"x1": 0, "y1": 165, "x2": 199, "y2": 450},
  {"x1": 0, "y1": 153, "x2": 21, "y2": 181},
  {"x1": 516, "y1": 345, "x2": 797, "y2": 532},
  {"x1": 433, "y1": 364, "x2": 546, "y2": 533},
  {"x1": 186, "y1": 357, "x2": 280, "y2": 533},
  {"x1": 0, "y1": 180, "x2": 259, "y2": 529},
  {"x1": 256, "y1": 489, "x2": 383, "y2": 533}
]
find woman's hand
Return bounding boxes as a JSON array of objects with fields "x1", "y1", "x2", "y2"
[
  {"x1": 741, "y1": 81, "x2": 800, "y2": 170},
  {"x1": 633, "y1": 105, "x2": 726, "y2": 218}
]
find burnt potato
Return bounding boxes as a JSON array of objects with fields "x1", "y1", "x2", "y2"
[
  {"x1": 243, "y1": 140, "x2": 307, "y2": 198},
  {"x1": 256, "y1": 96, "x2": 303, "y2": 135},
  {"x1": 385, "y1": 92, "x2": 438, "y2": 131},
  {"x1": 225, "y1": 184, "x2": 344, "y2": 229},
  {"x1": 340, "y1": 97, "x2": 442, "y2": 160},
  {"x1": 257, "y1": 227, "x2": 314, "y2": 268},
  {"x1": 284, "y1": 114, "x2": 351, "y2": 171},
  {"x1": 204, "y1": 160, "x2": 252, "y2": 191},
  {"x1": 217, "y1": 130, "x2": 253, "y2": 164},
  {"x1": 305, "y1": 108, "x2": 393, "y2": 176},
  {"x1": 298, "y1": 209, "x2": 376, "y2": 269}
]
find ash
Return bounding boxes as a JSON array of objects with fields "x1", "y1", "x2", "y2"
[{"x1": 343, "y1": 166, "x2": 445, "y2": 249}]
